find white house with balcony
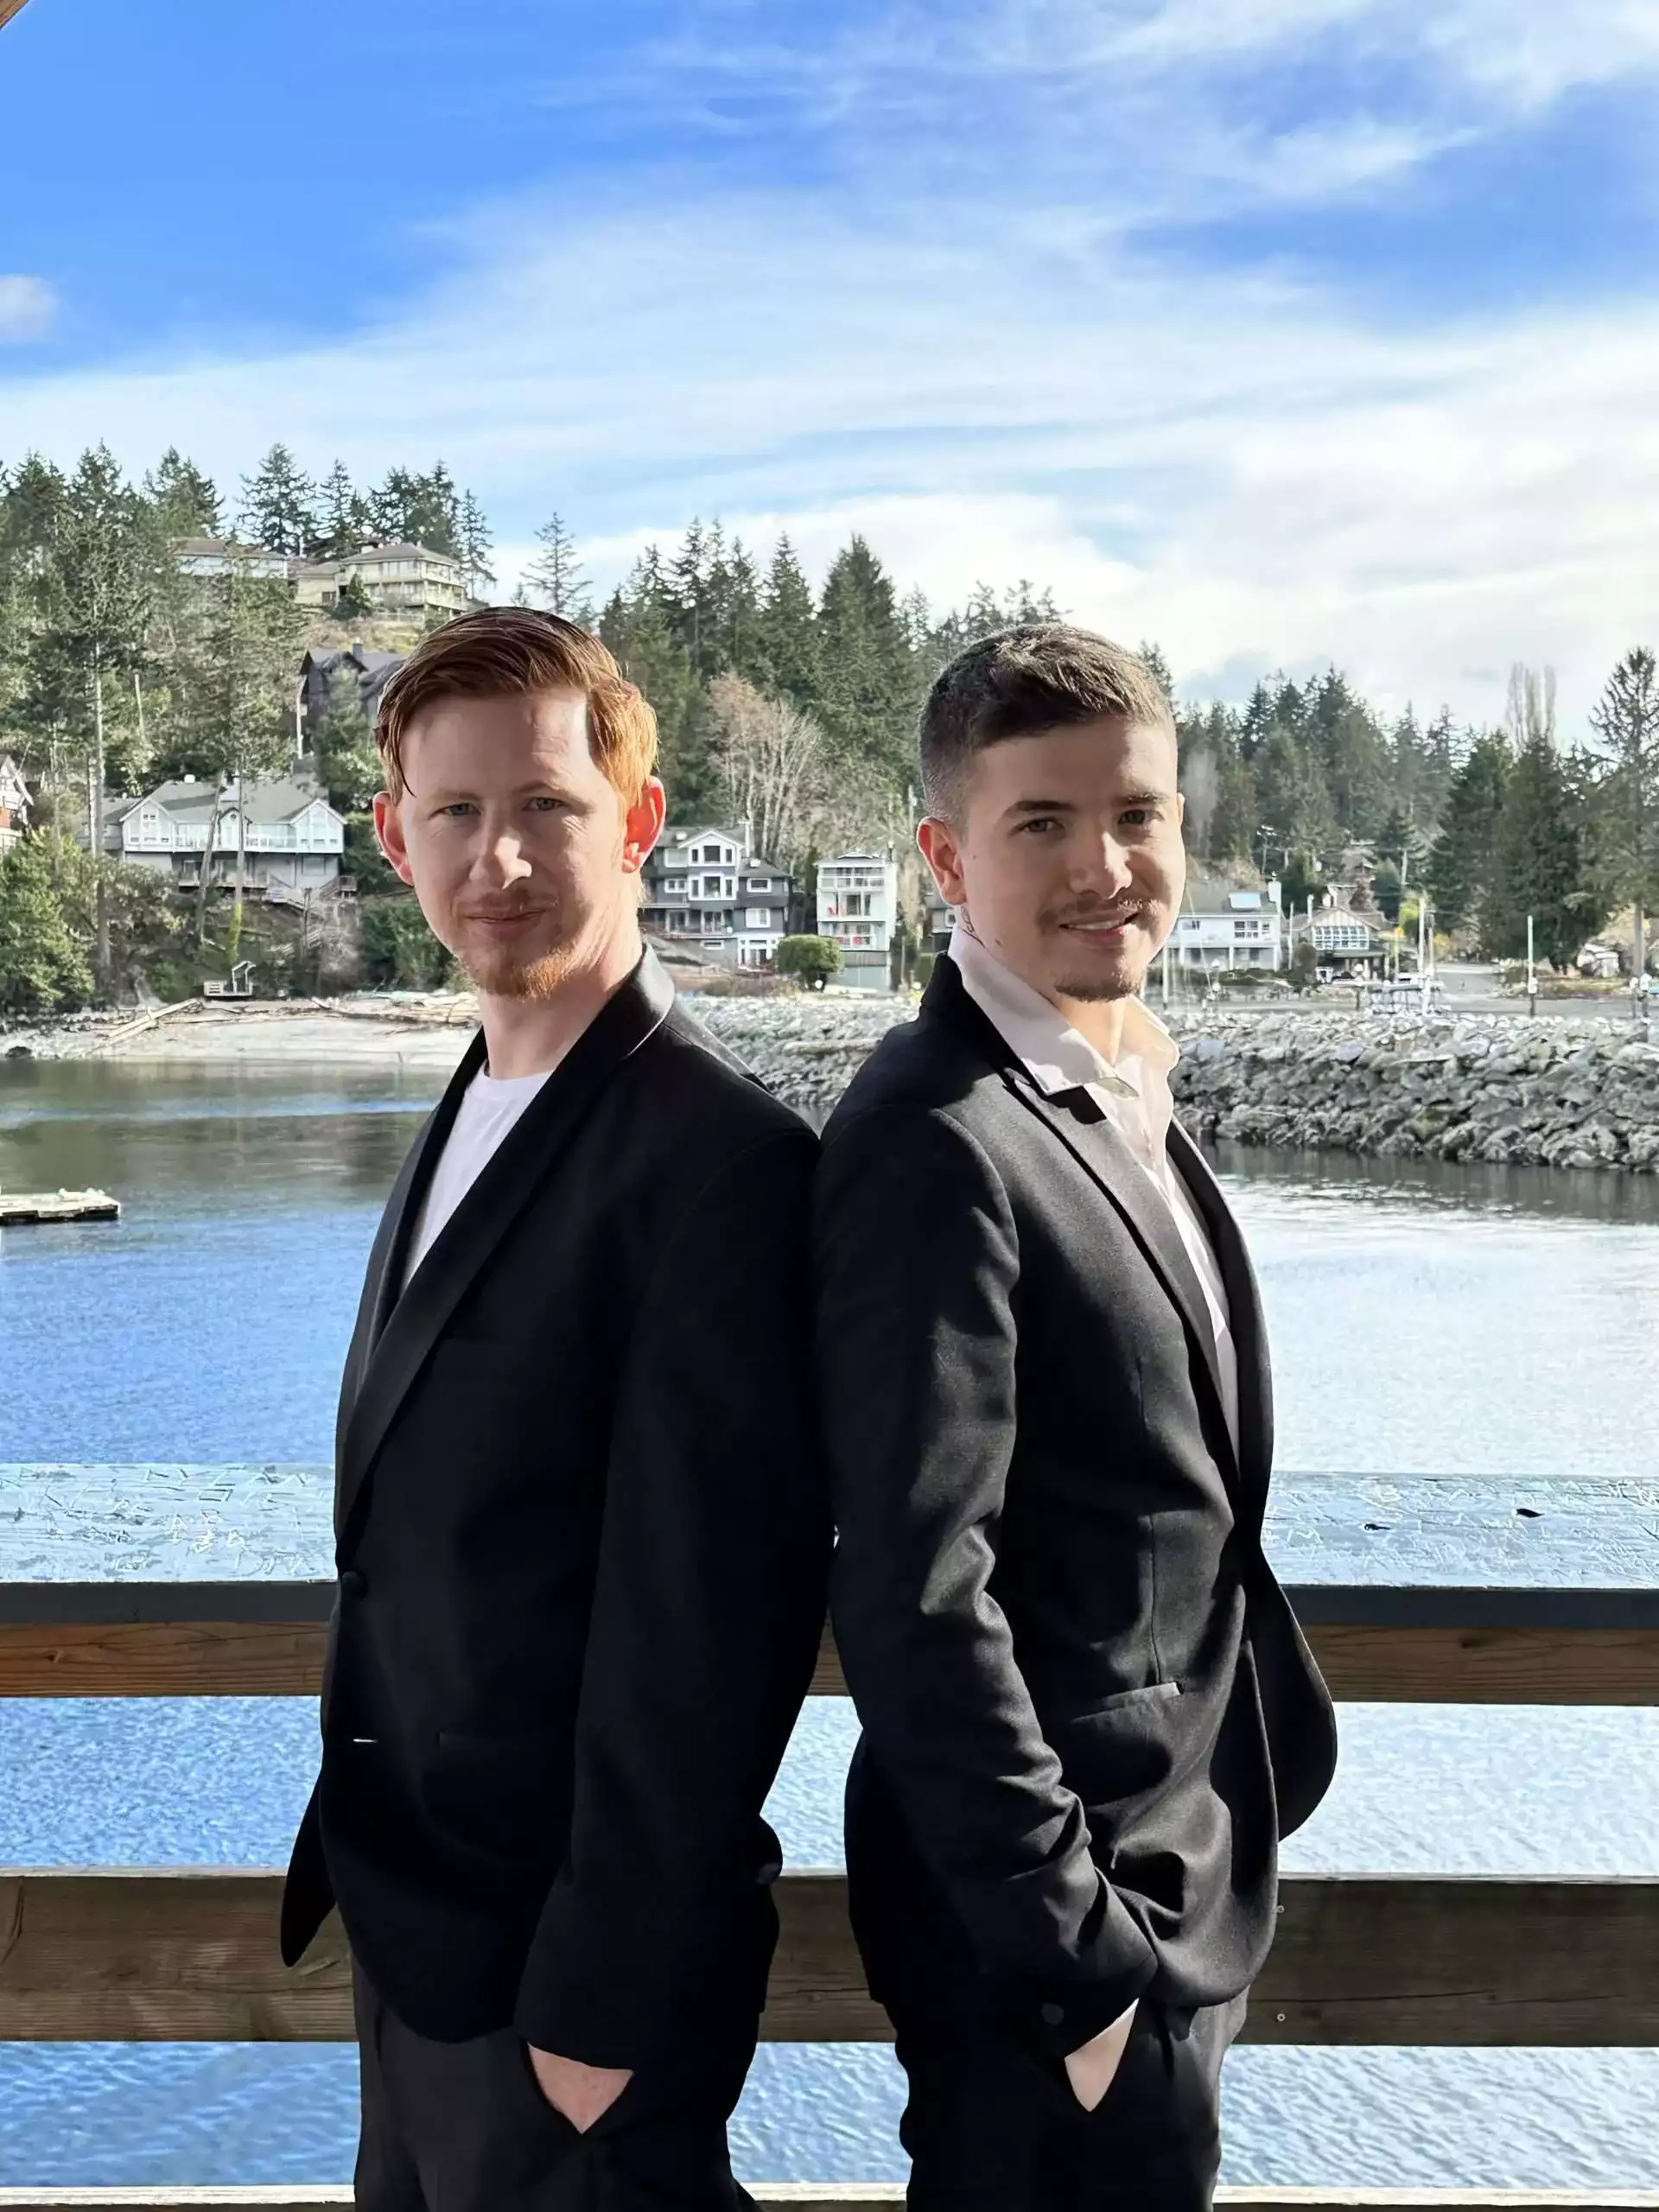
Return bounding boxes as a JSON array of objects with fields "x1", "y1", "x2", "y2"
[
  {"x1": 817, "y1": 850, "x2": 899, "y2": 992},
  {"x1": 104, "y1": 772, "x2": 346, "y2": 894},
  {"x1": 1167, "y1": 882, "x2": 1285, "y2": 976},
  {"x1": 641, "y1": 825, "x2": 793, "y2": 967},
  {"x1": 0, "y1": 753, "x2": 30, "y2": 856}
]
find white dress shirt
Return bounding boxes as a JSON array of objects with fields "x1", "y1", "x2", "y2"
[{"x1": 949, "y1": 924, "x2": 1239, "y2": 1457}]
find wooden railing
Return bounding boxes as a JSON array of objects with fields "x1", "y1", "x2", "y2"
[{"x1": 3, "y1": 1575, "x2": 1658, "y2": 2209}]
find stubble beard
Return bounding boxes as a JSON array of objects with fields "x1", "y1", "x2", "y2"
[{"x1": 461, "y1": 942, "x2": 580, "y2": 1000}]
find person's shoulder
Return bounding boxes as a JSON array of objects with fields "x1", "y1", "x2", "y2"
[
  {"x1": 633, "y1": 1000, "x2": 815, "y2": 1160},
  {"x1": 823, "y1": 1005, "x2": 1004, "y2": 1144}
]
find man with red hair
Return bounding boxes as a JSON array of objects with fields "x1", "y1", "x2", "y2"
[{"x1": 283, "y1": 608, "x2": 829, "y2": 2209}]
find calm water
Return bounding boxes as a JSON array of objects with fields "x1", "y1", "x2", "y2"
[{"x1": 3, "y1": 1058, "x2": 1659, "y2": 2190}]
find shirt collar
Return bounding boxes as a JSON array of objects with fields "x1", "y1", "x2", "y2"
[{"x1": 948, "y1": 920, "x2": 1179, "y2": 1101}]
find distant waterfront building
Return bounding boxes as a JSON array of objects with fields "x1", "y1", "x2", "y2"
[
  {"x1": 1293, "y1": 899, "x2": 1380, "y2": 974},
  {"x1": 817, "y1": 850, "x2": 899, "y2": 993},
  {"x1": 641, "y1": 825, "x2": 793, "y2": 968},
  {"x1": 1169, "y1": 881, "x2": 1285, "y2": 976},
  {"x1": 0, "y1": 752, "x2": 30, "y2": 855},
  {"x1": 174, "y1": 536, "x2": 292, "y2": 582},
  {"x1": 298, "y1": 644, "x2": 405, "y2": 744},
  {"x1": 292, "y1": 542, "x2": 470, "y2": 620},
  {"x1": 104, "y1": 771, "x2": 347, "y2": 896}
]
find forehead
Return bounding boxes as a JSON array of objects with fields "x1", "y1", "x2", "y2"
[
  {"x1": 965, "y1": 715, "x2": 1178, "y2": 809},
  {"x1": 402, "y1": 687, "x2": 593, "y2": 784}
]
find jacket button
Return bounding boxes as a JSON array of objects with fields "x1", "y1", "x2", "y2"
[
  {"x1": 339, "y1": 1569, "x2": 367, "y2": 1599},
  {"x1": 1039, "y1": 2002, "x2": 1065, "y2": 2027}
]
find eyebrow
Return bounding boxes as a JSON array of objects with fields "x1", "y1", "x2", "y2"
[{"x1": 1003, "y1": 791, "x2": 1169, "y2": 817}]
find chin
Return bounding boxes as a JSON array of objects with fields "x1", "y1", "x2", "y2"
[{"x1": 461, "y1": 943, "x2": 577, "y2": 1000}]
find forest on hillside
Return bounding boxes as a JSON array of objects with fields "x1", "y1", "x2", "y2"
[{"x1": 3, "y1": 442, "x2": 1658, "y2": 1012}]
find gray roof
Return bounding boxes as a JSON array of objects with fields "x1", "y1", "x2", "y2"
[{"x1": 123, "y1": 775, "x2": 340, "y2": 827}]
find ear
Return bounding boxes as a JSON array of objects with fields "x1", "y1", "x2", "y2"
[
  {"x1": 621, "y1": 777, "x2": 667, "y2": 876},
  {"x1": 372, "y1": 791, "x2": 416, "y2": 887},
  {"x1": 918, "y1": 815, "x2": 967, "y2": 907}
]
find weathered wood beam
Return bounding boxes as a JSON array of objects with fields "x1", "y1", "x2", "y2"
[
  {"x1": 0, "y1": 0, "x2": 33, "y2": 30},
  {"x1": 6, "y1": 1585, "x2": 1659, "y2": 1703},
  {"x1": 3, "y1": 1869, "x2": 1658, "y2": 2047}
]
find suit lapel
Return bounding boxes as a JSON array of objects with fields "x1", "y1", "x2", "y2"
[
  {"x1": 1006, "y1": 1074, "x2": 1237, "y2": 1489},
  {"x1": 922, "y1": 957, "x2": 1241, "y2": 1494},
  {"x1": 1167, "y1": 1121, "x2": 1274, "y2": 1503},
  {"x1": 332, "y1": 1032, "x2": 484, "y2": 1501},
  {"x1": 335, "y1": 951, "x2": 676, "y2": 1540}
]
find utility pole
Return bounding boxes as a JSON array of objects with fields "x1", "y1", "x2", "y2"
[{"x1": 1527, "y1": 914, "x2": 1536, "y2": 1018}]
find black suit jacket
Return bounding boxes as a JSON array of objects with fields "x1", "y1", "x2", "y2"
[
  {"x1": 814, "y1": 956, "x2": 1337, "y2": 2059},
  {"x1": 281, "y1": 952, "x2": 830, "y2": 2066}
]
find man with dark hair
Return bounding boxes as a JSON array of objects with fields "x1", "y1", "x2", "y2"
[
  {"x1": 816, "y1": 624, "x2": 1337, "y2": 2209},
  {"x1": 282, "y1": 608, "x2": 830, "y2": 2209}
]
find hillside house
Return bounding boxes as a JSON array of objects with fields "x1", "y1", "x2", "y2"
[
  {"x1": 0, "y1": 753, "x2": 29, "y2": 855},
  {"x1": 292, "y1": 542, "x2": 470, "y2": 620},
  {"x1": 104, "y1": 772, "x2": 346, "y2": 894},
  {"x1": 642, "y1": 827, "x2": 793, "y2": 967}
]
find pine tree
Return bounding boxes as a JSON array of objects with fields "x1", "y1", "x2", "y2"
[
  {"x1": 315, "y1": 461, "x2": 366, "y2": 561},
  {"x1": 1427, "y1": 734, "x2": 1511, "y2": 937},
  {"x1": 237, "y1": 443, "x2": 317, "y2": 556},
  {"x1": 145, "y1": 448, "x2": 221, "y2": 537},
  {"x1": 1485, "y1": 734, "x2": 1598, "y2": 966},
  {"x1": 525, "y1": 513, "x2": 593, "y2": 622},
  {"x1": 757, "y1": 537, "x2": 820, "y2": 710},
  {"x1": 1139, "y1": 641, "x2": 1175, "y2": 703},
  {"x1": 1588, "y1": 646, "x2": 1659, "y2": 976},
  {"x1": 817, "y1": 536, "x2": 918, "y2": 788},
  {"x1": 459, "y1": 491, "x2": 494, "y2": 599}
]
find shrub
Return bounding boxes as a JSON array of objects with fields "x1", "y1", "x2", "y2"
[{"x1": 774, "y1": 935, "x2": 842, "y2": 989}]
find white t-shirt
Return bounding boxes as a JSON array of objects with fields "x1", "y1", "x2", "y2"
[{"x1": 402, "y1": 1065, "x2": 553, "y2": 1288}]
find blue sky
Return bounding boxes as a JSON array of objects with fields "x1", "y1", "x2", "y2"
[{"x1": 3, "y1": 0, "x2": 1657, "y2": 721}]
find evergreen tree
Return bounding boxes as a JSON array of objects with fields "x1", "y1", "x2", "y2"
[
  {"x1": 315, "y1": 461, "x2": 368, "y2": 561},
  {"x1": 0, "y1": 830, "x2": 93, "y2": 1012},
  {"x1": 1139, "y1": 640, "x2": 1175, "y2": 703},
  {"x1": 756, "y1": 537, "x2": 820, "y2": 709},
  {"x1": 1427, "y1": 734, "x2": 1511, "y2": 936},
  {"x1": 1485, "y1": 734, "x2": 1598, "y2": 966},
  {"x1": 1587, "y1": 645, "x2": 1659, "y2": 973},
  {"x1": 817, "y1": 536, "x2": 918, "y2": 788},
  {"x1": 525, "y1": 513, "x2": 593, "y2": 622},
  {"x1": 237, "y1": 443, "x2": 317, "y2": 556},
  {"x1": 145, "y1": 448, "x2": 221, "y2": 537},
  {"x1": 459, "y1": 491, "x2": 494, "y2": 598}
]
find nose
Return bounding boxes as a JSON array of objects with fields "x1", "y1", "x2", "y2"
[
  {"x1": 1070, "y1": 828, "x2": 1135, "y2": 899},
  {"x1": 473, "y1": 820, "x2": 533, "y2": 891}
]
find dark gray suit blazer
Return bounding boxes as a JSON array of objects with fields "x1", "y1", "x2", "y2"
[
  {"x1": 281, "y1": 952, "x2": 830, "y2": 2066},
  {"x1": 815, "y1": 955, "x2": 1337, "y2": 2058}
]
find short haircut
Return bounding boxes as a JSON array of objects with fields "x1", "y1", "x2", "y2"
[
  {"x1": 375, "y1": 607, "x2": 658, "y2": 805},
  {"x1": 919, "y1": 623, "x2": 1175, "y2": 818}
]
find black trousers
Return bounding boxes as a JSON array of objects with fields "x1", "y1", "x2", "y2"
[
  {"x1": 890, "y1": 1989, "x2": 1248, "y2": 2212},
  {"x1": 353, "y1": 1951, "x2": 766, "y2": 2212}
]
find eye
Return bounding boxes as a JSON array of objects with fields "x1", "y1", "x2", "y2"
[
  {"x1": 1120, "y1": 807, "x2": 1154, "y2": 829},
  {"x1": 434, "y1": 801, "x2": 477, "y2": 819},
  {"x1": 526, "y1": 796, "x2": 563, "y2": 812},
  {"x1": 1018, "y1": 816, "x2": 1062, "y2": 836}
]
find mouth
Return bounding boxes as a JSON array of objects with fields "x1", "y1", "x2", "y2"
[
  {"x1": 1056, "y1": 908, "x2": 1145, "y2": 946},
  {"x1": 461, "y1": 909, "x2": 547, "y2": 939}
]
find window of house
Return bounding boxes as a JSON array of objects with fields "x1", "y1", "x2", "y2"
[{"x1": 745, "y1": 907, "x2": 769, "y2": 928}]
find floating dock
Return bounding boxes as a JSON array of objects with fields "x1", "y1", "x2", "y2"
[{"x1": 0, "y1": 1187, "x2": 120, "y2": 1224}]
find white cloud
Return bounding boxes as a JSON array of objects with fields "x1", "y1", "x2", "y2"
[
  {"x1": 3, "y1": 0, "x2": 1656, "y2": 731},
  {"x1": 0, "y1": 276, "x2": 55, "y2": 342}
]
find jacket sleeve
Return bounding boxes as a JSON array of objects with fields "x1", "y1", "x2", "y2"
[
  {"x1": 513, "y1": 1123, "x2": 831, "y2": 2067},
  {"x1": 816, "y1": 1103, "x2": 1156, "y2": 2056}
]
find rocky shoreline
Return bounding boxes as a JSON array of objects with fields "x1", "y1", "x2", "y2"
[
  {"x1": 12, "y1": 989, "x2": 1659, "y2": 1173},
  {"x1": 698, "y1": 997, "x2": 1659, "y2": 1173},
  {"x1": 1166, "y1": 1008, "x2": 1659, "y2": 1172}
]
